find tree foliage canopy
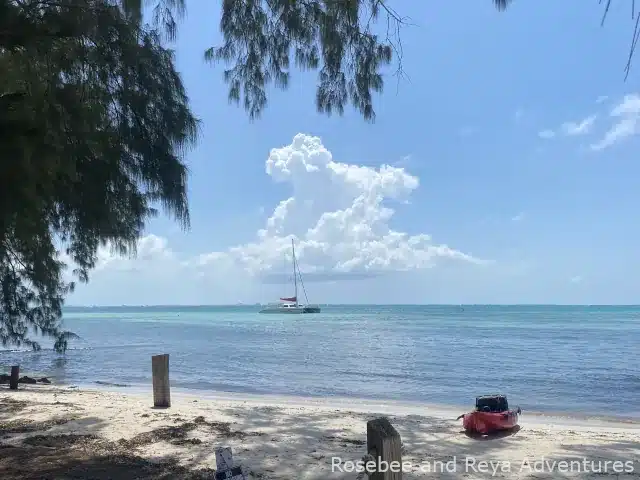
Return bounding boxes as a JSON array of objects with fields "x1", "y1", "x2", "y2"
[
  {"x1": 205, "y1": 0, "x2": 399, "y2": 121},
  {"x1": 1, "y1": 0, "x2": 198, "y2": 351}
]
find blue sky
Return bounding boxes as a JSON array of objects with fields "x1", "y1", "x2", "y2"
[{"x1": 67, "y1": 0, "x2": 640, "y2": 305}]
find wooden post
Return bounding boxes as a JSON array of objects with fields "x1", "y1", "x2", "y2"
[
  {"x1": 367, "y1": 417, "x2": 402, "y2": 480},
  {"x1": 9, "y1": 366, "x2": 19, "y2": 390},
  {"x1": 151, "y1": 354, "x2": 170, "y2": 408}
]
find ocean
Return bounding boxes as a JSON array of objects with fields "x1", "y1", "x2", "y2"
[{"x1": 1, "y1": 305, "x2": 638, "y2": 418}]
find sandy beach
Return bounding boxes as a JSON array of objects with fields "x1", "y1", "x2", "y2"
[{"x1": 0, "y1": 385, "x2": 638, "y2": 479}]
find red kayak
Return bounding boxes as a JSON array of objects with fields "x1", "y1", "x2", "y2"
[{"x1": 457, "y1": 394, "x2": 521, "y2": 435}]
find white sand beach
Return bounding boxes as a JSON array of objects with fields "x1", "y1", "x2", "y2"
[{"x1": 0, "y1": 385, "x2": 638, "y2": 479}]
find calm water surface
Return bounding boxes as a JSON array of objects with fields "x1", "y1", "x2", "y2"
[{"x1": 1, "y1": 305, "x2": 638, "y2": 417}]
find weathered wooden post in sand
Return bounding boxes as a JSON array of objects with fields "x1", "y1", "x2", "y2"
[
  {"x1": 9, "y1": 366, "x2": 19, "y2": 390},
  {"x1": 365, "y1": 417, "x2": 402, "y2": 480},
  {"x1": 151, "y1": 354, "x2": 170, "y2": 408}
]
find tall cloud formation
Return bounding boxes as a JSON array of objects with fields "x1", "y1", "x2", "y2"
[
  {"x1": 195, "y1": 133, "x2": 482, "y2": 279},
  {"x1": 83, "y1": 134, "x2": 483, "y2": 290}
]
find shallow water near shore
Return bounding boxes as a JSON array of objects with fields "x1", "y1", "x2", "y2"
[{"x1": 0, "y1": 304, "x2": 638, "y2": 418}]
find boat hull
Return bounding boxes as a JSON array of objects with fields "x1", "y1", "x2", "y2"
[
  {"x1": 259, "y1": 305, "x2": 321, "y2": 314},
  {"x1": 461, "y1": 410, "x2": 519, "y2": 435}
]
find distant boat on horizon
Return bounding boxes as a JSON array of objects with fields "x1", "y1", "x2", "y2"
[{"x1": 259, "y1": 239, "x2": 321, "y2": 314}]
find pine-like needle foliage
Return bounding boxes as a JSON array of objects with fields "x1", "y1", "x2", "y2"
[
  {"x1": 204, "y1": 0, "x2": 401, "y2": 122},
  {"x1": 0, "y1": 0, "x2": 199, "y2": 352}
]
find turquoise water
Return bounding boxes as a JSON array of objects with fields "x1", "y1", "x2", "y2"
[{"x1": 0, "y1": 305, "x2": 638, "y2": 417}]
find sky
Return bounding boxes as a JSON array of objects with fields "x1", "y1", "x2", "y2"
[{"x1": 66, "y1": 0, "x2": 640, "y2": 305}]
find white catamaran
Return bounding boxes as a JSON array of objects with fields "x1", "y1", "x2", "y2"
[{"x1": 259, "y1": 239, "x2": 321, "y2": 314}]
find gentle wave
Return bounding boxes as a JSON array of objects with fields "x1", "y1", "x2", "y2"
[
  {"x1": 1, "y1": 305, "x2": 638, "y2": 417},
  {"x1": 95, "y1": 381, "x2": 130, "y2": 387}
]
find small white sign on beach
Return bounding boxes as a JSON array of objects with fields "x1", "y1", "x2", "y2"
[
  {"x1": 215, "y1": 446, "x2": 246, "y2": 480},
  {"x1": 216, "y1": 447, "x2": 234, "y2": 471}
]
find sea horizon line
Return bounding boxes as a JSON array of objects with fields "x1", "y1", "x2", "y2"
[{"x1": 62, "y1": 303, "x2": 640, "y2": 308}]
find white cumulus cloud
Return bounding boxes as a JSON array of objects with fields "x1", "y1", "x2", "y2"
[
  {"x1": 591, "y1": 93, "x2": 640, "y2": 151},
  {"x1": 81, "y1": 133, "x2": 485, "y2": 289},
  {"x1": 196, "y1": 133, "x2": 484, "y2": 278},
  {"x1": 538, "y1": 114, "x2": 596, "y2": 140},
  {"x1": 94, "y1": 235, "x2": 175, "y2": 272},
  {"x1": 561, "y1": 114, "x2": 596, "y2": 136}
]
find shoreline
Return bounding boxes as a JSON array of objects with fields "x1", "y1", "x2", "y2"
[
  {"x1": 1, "y1": 384, "x2": 639, "y2": 479},
  {"x1": 78, "y1": 380, "x2": 640, "y2": 425},
  {"x1": 5, "y1": 366, "x2": 639, "y2": 422}
]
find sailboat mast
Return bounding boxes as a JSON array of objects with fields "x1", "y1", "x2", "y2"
[{"x1": 292, "y1": 239, "x2": 298, "y2": 306}]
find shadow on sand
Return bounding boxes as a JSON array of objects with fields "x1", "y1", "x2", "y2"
[
  {"x1": 462, "y1": 424, "x2": 522, "y2": 441},
  {"x1": 1, "y1": 387, "x2": 638, "y2": 480}
]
